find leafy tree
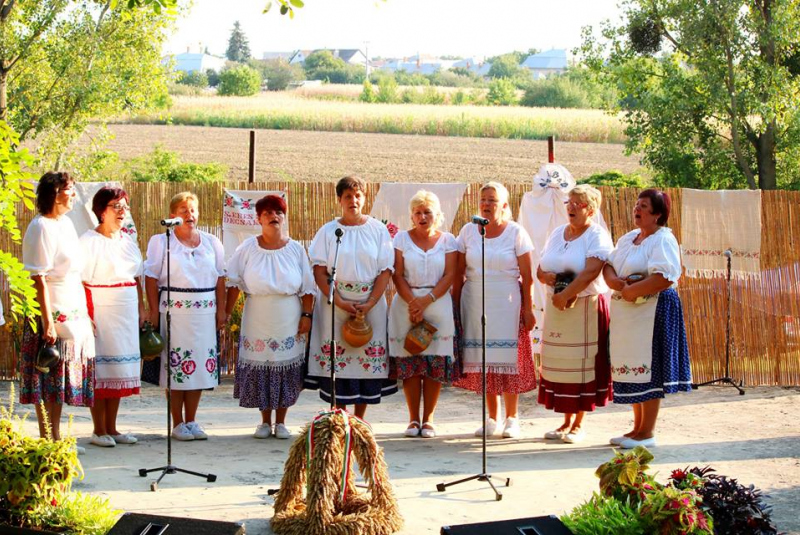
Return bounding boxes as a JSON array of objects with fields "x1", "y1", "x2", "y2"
[
  {"x1": 206, "y1": 68, "x2": 221, "y2": 87},
  {"x1": 225, "y1": 21, "x2": 252, "y2": 62},
  {"x1": 488, "y1": 54, "x2": 524, "y2": 80},
  {"x1": 359, "y1": 80, "x2": 377, "y2": 103},
  {"x1": 376, "y1": 76, "x2": 398, "y2": 103},
  {"x1": 579, "y1": 170, "x2": 649, "y2": 188},
  {"x1": 304, "y1": 50, "x2": 345, "y2": 73},
  {"x1": 218, "y1": 65, "x2": 262, "y2": 96},
  {"x1": 248, "y1": 59, "x2": 303, "y2": 90},
  {"x1": 580, "y1": 0, "x2": 800, "y2": 189},
  {"x1": 0, "y1": 1, "x2": 171, "y2": 167},
  {"x1": 487, "y1": 78, "x2": 518, "y2": 106}
]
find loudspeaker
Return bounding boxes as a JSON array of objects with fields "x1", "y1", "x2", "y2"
[
  {"x1": 441, "y1": 515, "x2": 571, "y2": 535},
  {"x1": 108, "y1": 512, "x2": 245, "y2": 535}
]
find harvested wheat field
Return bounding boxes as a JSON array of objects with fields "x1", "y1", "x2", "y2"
[{"x1": 97, "y1": 124, "x2": 644, "y2": 183}]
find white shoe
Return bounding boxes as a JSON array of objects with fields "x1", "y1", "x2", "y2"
[
  {"x1": 619, "y1": 436, "x2": 657, "y2": 449},
  {"x1": 563, "y1": 428, "x2": 586, "y2": 444},
  {"x1": 474, "y1": 418, "x2": 497, "y2": 437},
  {"x1": 544, "y1": 428, "x2": 568, "y2": 440},
  {"x1": 171, "y1": 422, "x2": 195, "y2": 441},
  {"x1": 111, "y1": 433, "x2": 138, "y2": 444},
  {"x1": 609, "y1": 435, "x2": 629, "y2": 445},
  {"x1": 253, "y1": 423, "x2": 272, "y2": 439},
  {"x1": 72, "y1": 444, "x2": 86, "y2": 455},
  {"x1": 420, "y1": 422, "x2": 436, "y2": 439},
  {"x1": 404, "y1": 421, "x2": 421, "y2": 437},
  {"x1": 185, "y1": 421, "x2": 208, "y2": 440},
  {"x1": 274, "y1": 423, "x2": 291, "y2": 440},
  {"x1": 502, "y1": 417, "x2": 521, "y2": 438},
  {"x1": 90, "y1": 433, "x2": 116, "y2": 447}
]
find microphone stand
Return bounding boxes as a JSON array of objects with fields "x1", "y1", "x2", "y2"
[
  {"x1": 139, "y1": 225, "x2": 217, "y2": 490},
  {"x1": 327, "y1": 229, "x2": 344, "y2": 409},
  {"x1": 693, "y1": 250, "x2": 744, "y2": 395},
  {"x1": 437, "y1": 219, "x2": 510, "y2": 501}
]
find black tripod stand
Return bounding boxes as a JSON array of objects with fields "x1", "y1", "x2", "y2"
[
  {"x1": 139, "y1": 225, "x2": 218, "y2": 490},
  {"x1": 693, "y1": 249, "x2": 744, "y2": 395},
  {"x1": 437, "y1": 218, "x2": 511, "y2": 501}
]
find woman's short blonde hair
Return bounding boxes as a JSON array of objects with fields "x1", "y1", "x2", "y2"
[
  {"x1": 409, "y1": 190, "x2": 445, "y2": 230},
  {"x1": 481, "y1": 181, "x2": 512, "y2": 223},
  {"x1": 568, "y1": 184, "x2": 602, "y2": 214},
  {"x1": 169, "y1": 191, "x2": 199, "y2": 215}
]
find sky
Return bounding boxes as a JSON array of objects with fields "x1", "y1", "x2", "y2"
[{"x1": 165, "y1": 0, "x2": 625, "y2": 60}]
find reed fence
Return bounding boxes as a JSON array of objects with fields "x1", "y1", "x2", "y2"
[{"x1": 1, "y1": 182, "x2": 798, "y2": 385}]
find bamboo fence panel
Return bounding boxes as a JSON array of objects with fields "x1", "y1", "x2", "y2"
[{"x1": 1, "y1": 182, "x2": 798, "y2": 384}]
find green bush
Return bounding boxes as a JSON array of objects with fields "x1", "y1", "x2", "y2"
[
  {"x1": 217, "y1": 65, "x2": 262, "y2": 96},
  {"x1": 580, "y1": 171, "x2": 649, "y2": 188},
  {"x1": 522, "y1": 77, "x2": 592, "y2": 108},
  {"x1": 127, "y1": 146, "x2": 227, "y2": 182},
  {"x1": 249, "y1": 59, "x2": 304, "y2": 91},
  {"x1": 177, "y1": 70, "x2": 208, "y2": 88},
  {"x1": 360, "y1": 80, "x2": 377, "y2": 103},
  {"x1": 206, "y1": 68, "x2": 220, "y2": 87},
  {"x1": 421, "y1": 85, "x2": 445, "y2": 105},
  {"x1": 167, "y1": 82, "x2": 202, "y2": 96},
  {"x1": 487, "y1": 78, "x2": 518, "y2": 106},
  {"x1": 377, "y1": 76, "x2": 398, "y2": 104},
  {"x1": 561, "y1": 493, "x2": 650, "y2": 535}
]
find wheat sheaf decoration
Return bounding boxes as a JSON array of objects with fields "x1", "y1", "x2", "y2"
[{"x1": 271, "y1": 409, "x2": 404, "y2": 535}]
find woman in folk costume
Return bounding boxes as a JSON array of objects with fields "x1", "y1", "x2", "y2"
[
  {"x1": 20, "y1": 172, "x2": 95, "y2": 453},
  {"x1": 80, "y1": 187, "x2": 145, "y2": 447},
  {"x1": 536, "y1": 185, "x2": 613, "y2": 444},
  {"x1": 388, "y1": 190, "x2": 458, "y2": 439},
  {"x1": 453, "y1": 181, "x2": 536, "y2": 439},
  {"x1": 144, "y1": 191, "x2": 226, "y2": 441},
  {"x1": 225, "y1": 195, "x2": 315, "y2": 440},
  {"x1": 603, "y1": 189, "x2": 692, "y2": 449},
  {"x1": 306, "y1": 175, "x2": 397, "y2": 418}
]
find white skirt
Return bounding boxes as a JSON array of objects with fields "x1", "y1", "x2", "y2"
[
  {"x1": 461, "y1": 278, "x2": 521, "y2": 375},
  {"x1": 388, "y1": 288, "x2": 455, "y2": 358},
  {"x1": 239, "y1": 293, "x2": 305, "y2": 370},
  {"x1": 158, "y1": 289, "x2": 219, "y2": 390},
  {"x1": 87, "y1": 285, "x2": 141, "y2": 394}
]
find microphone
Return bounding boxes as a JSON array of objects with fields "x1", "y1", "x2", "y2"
[
  {"x1": 723, "y1": 249, "x2": 732, "y2": 258},
  {"x1": 160, "y1": 216, "x2": 183, "y2": 227},
  {"x1": 471, "y1": 215, "x2": 489, "y2": 226},
  {"x1": 335, "y1": 228, "x2": 344, "y2": 238}
]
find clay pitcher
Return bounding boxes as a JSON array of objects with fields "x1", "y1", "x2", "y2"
[{"x1": 342, "y1": 311, "x2": 373, "y2": 348}]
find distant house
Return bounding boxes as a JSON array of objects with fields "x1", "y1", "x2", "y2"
[
  {"x1": 261, "y1": 51, "x2": 295, "y2": 62},
  {"x1": 168, "y1": 51, "x2": 227, "y2": 74},
  {"x1": 289, "y1": 49, "x2": 368, "y2": 66},
  {"x1": 452, "y1": 57, "x2": 491, "y2": 77},
  {"x1": 520, "y1": 49, "x2": 568, "y2": 80},
  {"x1": 380, "y1": 55, "x2": 458, "y2": 75}
]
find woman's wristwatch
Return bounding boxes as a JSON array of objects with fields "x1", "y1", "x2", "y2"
[{"x1": 301, "y1": 312, "x2": 313, "y2": 319}]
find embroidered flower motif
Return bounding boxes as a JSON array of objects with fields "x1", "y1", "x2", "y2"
[
  {"x1": 169, "y1": 350, "x2": 181, "y2": 367},
  {"x1": 381, "y1": 219, "x2": 399, "y2": 238},
  {"x1": 206, "y1": 358, "x2": 216, "y2": 373},
  {"x1": 181, "y1": 360, "x2": 196, "y2": 375},
  {"x1": 254, "y1": 339, "x2": 266, "y2": 352}
]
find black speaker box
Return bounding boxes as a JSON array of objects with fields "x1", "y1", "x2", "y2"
[
  {"x1": 108, "y1": 512, "x2": 245, "y2": 535},
  {"x1": 441, "y1": 514, "x2": 571, "y2": 535}
]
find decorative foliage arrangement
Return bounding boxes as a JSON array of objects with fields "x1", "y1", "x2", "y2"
[
  {"x1": 563, "y1": 447, "x2": 778, "y2": 535},
  {"x1": 0, "y1": 385, "x2": 120, "y2": 534}
]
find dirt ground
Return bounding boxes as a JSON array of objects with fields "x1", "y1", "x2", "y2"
[
  {"x1": 93, "y1": 124, "x2": 644, "y2": 183},
  {"x1": 2, "y1": 380, "x2": 797, "y2": 534}
]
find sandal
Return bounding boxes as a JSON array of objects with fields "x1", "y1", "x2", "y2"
[
  {"x1": 420, "y1": 422, "x2": 435, "y2": 439},
  {"x1": 404, "y1": 421, "x2": 421, "y2": 437}
]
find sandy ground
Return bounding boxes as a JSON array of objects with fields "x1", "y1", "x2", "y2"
[
  {"x1": 1, "y1": 380, "x2": 798, "y2": 534},
  {"x1": 84, "y1": 124, "x2": 644, "y2": 183}
]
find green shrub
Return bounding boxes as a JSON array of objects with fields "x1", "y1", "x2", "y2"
[
  {"x1": 522, "y1": 76, "x2": 591, "y2": 108},
  {"x1": 561, "y1": 493, "x2": 650, "y2": 535},
  {"x1": 359, "y1": 80, "x2": 377, "y2": 103},
  {"x1": 452, "y1": 90, "x2": 469, "y2": 105},
  {"x1": 177, "y1": 70, "x2": 208, "y2": 88},
  {"x1": 421, "y1": 85, "x2": 445, "y2": 105},
  {"x1": 487, "y1": 78, "x2": 518, "y2": 106},
  {"x1": 580, "y1": 170, "x2": 648, "y2": 188},
  {"x1": 206, "y1": 68, "x2": 220, "y2": 87},
  {"x1": 167, "y1": 82, "x2": 203, "y2": 96},
  {"x1": 218, "y1": 65, "x2": 262, "y2": 96},
  {"x1": 127, "y1": 145, "x2": 227, "y2": 182},
  {"x1": 250, "y1": 59, "x2": 304, "y2": 91},
  {"x1": 377, "y1": 76, "x2": 398, "y2": 104}
]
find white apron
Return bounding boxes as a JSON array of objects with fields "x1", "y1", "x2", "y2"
[
  {"x1": 49, "y1": 274, "x2": 94, "y2": 344},
  {"x1": 461, "y1": 278, "x2": 520, "y2": 374},
  {"x1": 541, "y1": 295, "x2": 599, "y2": 384},
  {"x1": 239, "y1": 294, "x2": 305, "y2": 370},
  {"x1": 86, "y1": 284, "x2": 141, "y2": 392},
  {"x1": 388, "y1": 287, "x2": 455, "y2": 358},
  {"x1": 158, "y1": 288, "x2": 219, "y2": 390},
  {"x1": 609, "y1": 292, "x2": 657, "y2": 383},
  {"x1": 308, "y1": 281, "x2": 389, "y2": 380}
]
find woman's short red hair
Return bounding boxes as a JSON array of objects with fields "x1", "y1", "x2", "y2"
[{"x1": 255, "y1": 194, "x2": 287, "y2": 217}]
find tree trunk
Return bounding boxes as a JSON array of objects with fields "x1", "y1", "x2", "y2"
[
  {"x1": 0, "y1": 66, "x2": 7, "y2": 122},
  {"x1": 757, "y1": 122, "x2": 777, "y2": 190}
]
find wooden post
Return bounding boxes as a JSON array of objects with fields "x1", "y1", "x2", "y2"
[
  {"x1": 248, "y1": 130, "x2": 256, "y2": 183},
  {"x1": 547, "y1": 135, "x2": 555, "y2": 163}
]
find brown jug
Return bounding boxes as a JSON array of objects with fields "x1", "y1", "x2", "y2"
[{"x1": 342, "y1": 311, "x2": 373, "y2": 348}]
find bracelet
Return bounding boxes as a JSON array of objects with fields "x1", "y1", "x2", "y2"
[
  {"x1": 428, "y1": 292, "x2": 437, "y2": 302},
  {"x1": 301, "y1": 312, "x2": 313, "y2": 319}
]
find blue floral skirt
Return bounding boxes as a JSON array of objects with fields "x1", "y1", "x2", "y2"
[
  {"x1": 613, "y1": 288, "x2": 692, "y2": 404},
  {"x1": 234, "y1": 360, "x2": 304, "y2": 411}
]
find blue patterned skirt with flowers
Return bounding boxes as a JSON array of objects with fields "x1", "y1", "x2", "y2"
[{"x1": 613, "y1": 288, "x2": 693, "y2": 404}]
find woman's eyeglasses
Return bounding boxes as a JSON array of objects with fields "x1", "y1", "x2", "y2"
[
  {"x1": 564, "y1": 200, "x2": 588, "y2": 209},
  {"x1": 108, "y1": 203, "x2": 130, "y2": 212}
]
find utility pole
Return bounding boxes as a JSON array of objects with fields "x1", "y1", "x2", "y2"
[{"x1": 364, "y1": 40, "x2": 370, "y2": 78}]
